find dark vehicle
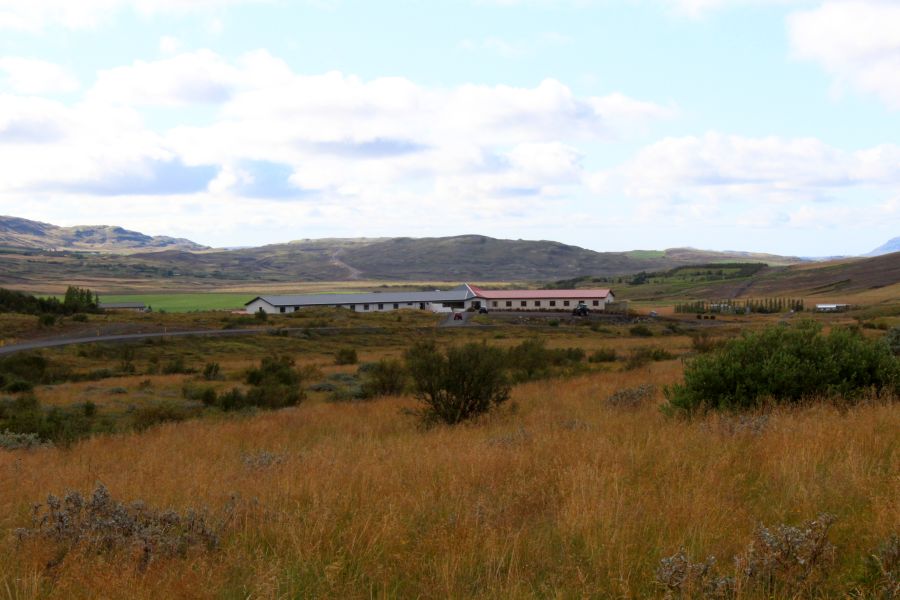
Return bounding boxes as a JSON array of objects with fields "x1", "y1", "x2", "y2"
[
  {"x1": 453, "y1": 312, "x2": 464, "y2": 320},
  {"x1": 478, "y1": 307, "x2": 488, "y2": 314},
  {"x1": 572, "y1": 304, "x2": 590, "y2": 317}
]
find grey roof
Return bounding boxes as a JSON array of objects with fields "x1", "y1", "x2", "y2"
[{"x1": 246, "y1": 284, "x2": 476, "y2": 307}]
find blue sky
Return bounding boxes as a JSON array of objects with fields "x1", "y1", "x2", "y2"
[{"x1": 0, "y1": 0, "x2": 898, "y2": 255}]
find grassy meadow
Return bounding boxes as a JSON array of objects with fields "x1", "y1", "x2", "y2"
[{"x1": 0, "y1": 311, "x2": 898, "y2": 598}]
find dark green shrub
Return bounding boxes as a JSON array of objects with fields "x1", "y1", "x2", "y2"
[
  {"x1": 629, "y1": 324, "x2": 653, "y2": 337},
  {"x1": 255, "y1": 308, "x2": 268, "y2": 322},
  {"x1": 405, "y1": 341, "x2": 510, "y2": 425},
  {"x1": 664, "y1": 321, "x2": 900, "y2": 414},
  {"x1": 202, "y1": 362, "x2": 221, "y2": 381},
  {"x1": 132, "y1": 402, "x2": 191, "y2": 431},
  {"x1": 887, "y1": 326, "x2": 900, "y2": 356},
  {"x1": 243, "y1": 355, "x2": 305, "y2": 408},
  {"x1": 38, "y1": 314, "x2": 56, "y2": 327},
  {"x1": 360, "y1": 358, "x2": 406, "y2": 398},
  {"x1": 162, "y1": 357, "x2": 190, "y2": 375},
  {"x1": 588, "y1": 348, "x2": 617, "y2": 363},
  {"x1": 334, "y1": 348, "x2": 358, "y2": 365},
  {"x1": 624, "y1": 346, "x2": 675, "y2": 370},
  {"x1": 506, "y1": 338, "x2": 585, "y2": 382},
  {"x1": 70, "y1": 313, "x2": 88, "y2": 323},
  {"x1": 182, "y1": 384, "x2": 218, "y2": 406}
]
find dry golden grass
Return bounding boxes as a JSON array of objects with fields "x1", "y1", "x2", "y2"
[{"x1": 2, "y1": 344, "x2": 898, "y2": 599}]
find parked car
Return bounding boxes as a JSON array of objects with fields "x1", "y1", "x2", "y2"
[{"x1": 478, "y1": 307, "x2": 489, "y2": 314}]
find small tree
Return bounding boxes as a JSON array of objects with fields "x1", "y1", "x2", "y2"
[
  {"x1": 887, "y1": 326, "x2": 900, "y2": 356},
  {"x1": 405, "y1": 341, "x2": 509, "y2": 425},
  {"x1": 360, "y1": 358, "x2": 406, "y2": 398}
]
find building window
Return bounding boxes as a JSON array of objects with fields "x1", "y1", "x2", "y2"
[
  {"x1": 506, "y1": 301, "x2": 512, "y2": 307},
  {"x1": 294, "y1": 306, "x2": 300, "y2": 311},
  {"x1": 279, "y1": 306, "x2": 286, "y2": 313},
  {"x1": 364, "y1": 304, "x2": 370, "y2": 311},
  {"x1": 393, "y1": 303, "x2": 399, "y2": 309},
  {"x1": 550, "y1": 300, "x2": 556, "y2": 307},
  {"x1": 520, "y1": 301, "x2": 527, "y2": 307},
  {"x1": 407, "y1": 303, "x2": 413, "y2": 306},
  {"x1": 350, "y1": 305, "x2": 356, "y2": 311},
  {"x1": 535, "y1": 300, "x2": 541, "y2": 307},
  {"x1": 492, "y1": 301, "x2": 498, "y2": 307},
  {"x1": 564, "y1": 301, "x2": 570, "y2": 307},
  {"x1": 378, "y1": 303, "x2": 384, "y2": 310},
  {"x1": 593, "y1": 300, "x2": 600, "y2": 306}
]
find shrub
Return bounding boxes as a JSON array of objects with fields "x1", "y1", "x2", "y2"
[
  {"x1": 202, "y1": 362, "x2": 221, "y2": 381},
  {"x1": 360, "y1": 358, "x2": 406, "y2": 398},
  {"x1": 629, "y1": 324, "x2": 653, "y2": 337},
  {"x1": 255, "y1": 308, "x2": 268, "y2": 322},
  {"x1": 588, "y1": 348, "x2": 617, "y2": 363},
  {"x1": 334, "y1": 348, "x2": 358, "y2": 365},
  {"x1": 16, "y1": 484, "x2": 220, "y2": 571},
  {"x1": 506, "y1": 338, "x2": 586, "y2": 382},
  {"x1": 664, "y1": 321, "x2": 900, "y2": 414},
  {"x1": 624, "y1": 346, "x2": 675, "y2": 370},
  {"x1": 70, "y1": 313, "x2": 88, "y2": 322},
  {"x1": 887, "y1": 326, "x2": 900, "y2": 356},
  {"x1": 38, "y1": 314, "x2": 56, "y2": 327},
  {"x1": 0, "y1": 429, "x2": 49, "y2": 451},
  {"x1": 132, "y1": 402, "x2": 192, "y2": 431},
  {"x1": 606, "y1": 384, "x2": 655, "y2": 409},
  {"x1": 405, "y1": 341, "x2": 510, "y2": 425},
  {"x1": 162, "y1": 357, "x2": 191, "y2": 375}
]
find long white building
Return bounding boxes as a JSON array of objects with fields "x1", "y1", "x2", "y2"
[{"x1": 246, "y1": 284, "x2": 614, "y2": 315}]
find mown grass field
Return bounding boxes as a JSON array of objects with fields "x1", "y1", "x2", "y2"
[
  {"x1": 0, "y1": 311, "x2": 897, "y2": 599},
  {"x1": 98, "y1": 293, "x2": 254, "y2": 312}
]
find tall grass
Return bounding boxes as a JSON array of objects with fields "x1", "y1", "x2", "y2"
[{"x1": 0, "y1": 357, "x2": 896, "y2": 598}]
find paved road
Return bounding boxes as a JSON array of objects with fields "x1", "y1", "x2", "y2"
[{"x1": 0, "y1": 326, "x2": 388, "y2": 356}]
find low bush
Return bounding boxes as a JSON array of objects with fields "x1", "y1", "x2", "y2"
[
  {"x1": 506, "y1": 338, "x2": 586, "y2": 382},
  {"x1": 132, "y1": 402, "x2": 193, "y2": 431},
  {"x1": 629, "y1": 324, "x2": 654, "y2": 337},
  {"x1": 162, "y1": 357, "x2": 192, "y2": 375},
  {"x1": 16, "y1": 484, "x2": 221, "y2": 571},
  {"x1": 405, "y1": 341, "x2": 510, "y2": 425},
  {"x1": 202, "y1": 362, "x2": 221, "y2": 381},
  {"x1": 588, "y1": 348, "x2": 617, "y2": 363},
  {"x1": 665, "y1": 321, "x2": 900, "y2": 414},
  {"x1": 360, "y1": 358, "x2": 406, "y2": 398},
  {"x1": 624, "y1": 346, "x2": 675, "y2": 370},
  {"x1": 887, "y1": 326, "x2": 900, "y2": 356},
  {"x1": 334, "y1": 348, "x2": 358, "y2": 365},
  {"x1": 0, "y1": 429, "x2": 49, "y2": 450}
]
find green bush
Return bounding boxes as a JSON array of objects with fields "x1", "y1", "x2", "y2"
[
  {"x1": 588, "y1": 348, "x2": 617, "y2": 363},
  {"x1": 629, "y1": 324, "x2": 654, "y2": 337},
  {"x1": 664, "y1": 321, "x2": 900, "y2": 414},
  {"x1": 886, "y1": 326, "x2": 900, "y2": 356},
  {"x1": 132, "y1": 402, "x2": 192, "y2": 431},
  {"x1": 202, "y1": 362, "x2": 221, "y2": 381},
  {"x1": 360, "y1": 358, "x2": 406, "y2": 398},
  {"x1": 624, "y1": 346, "x2": 675, "y2": 370},
  {"x1": 334, "y1": 348, "x2": 358, "y2": 366},
  {"x1": 506, "y1": 338, "x2": 586, "y2": 382},
  {"x1": 405, "y1": 341, "x2": 510, "y2": 425}
]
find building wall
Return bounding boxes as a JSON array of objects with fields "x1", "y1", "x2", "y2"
[
  {"x1": 247, "y1": 299, "x2": 435, "y2": 314},
  {"x1": 476, "y1": 297, "x2": 611, "y2": 311}
]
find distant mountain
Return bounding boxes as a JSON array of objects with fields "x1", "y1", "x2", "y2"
[
  {"x1": 866, "y1": 237, "x2": 900, "y2": 257},
  {"x1": 0, "y1": 216, "x2": 208, "y2": 252},
  {"x1": 0, "y1": 220, "x2": 808, "y2": 290}
]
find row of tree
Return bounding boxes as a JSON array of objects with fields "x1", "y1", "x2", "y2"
[
  {"x1": 675, "y1": 298, "x2": 805, "y2": 314},
  {"x1": 0, "y1": 286, "x2": 101, "y2": 315}
]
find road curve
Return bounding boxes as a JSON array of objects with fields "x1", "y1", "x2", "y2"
[{"x1": 0, "y1": 326, "x2": 388, "y2": 356}]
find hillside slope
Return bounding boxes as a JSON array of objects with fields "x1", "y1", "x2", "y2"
[
  {"x1": 866, "y1": 236, "x2": 900, "y2": 257},
  {"x1": 0, "y1": 216, "x2": 207, "y2": 252}
]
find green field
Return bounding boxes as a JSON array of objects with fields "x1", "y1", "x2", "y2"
[{"x1": 98, "y1": 293, "x2": 254, "y2": 312}]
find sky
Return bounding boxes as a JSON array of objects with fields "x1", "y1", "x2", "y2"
[{"x1": 0, "y1": 0, "x2": 898, "y2": 256}]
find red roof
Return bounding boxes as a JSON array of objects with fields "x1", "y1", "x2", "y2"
[{"x1": 469, "y1": 285, "x2": 612, "y2": 300}]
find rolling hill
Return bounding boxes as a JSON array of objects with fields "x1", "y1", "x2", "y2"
[
  {"x1": 866, "y1": 236, "x2": 900, "y2": 257},
  {"x1": 0, "y1": 216, "x2": 207, "y2": 253}
]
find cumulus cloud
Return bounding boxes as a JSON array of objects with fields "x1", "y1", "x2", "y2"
[
  {"x1": 0, "y1": 0, "x2": 268, "y2": 30},
  {"x1": 789, "y1": 0, "x2": 900, "y2": 109},
  {"x1": 0, "y1": 57, "x2": 79, "y2": 94},
  {"x1": 601, "y1": 132, "x2": 900, "y2": 228}
]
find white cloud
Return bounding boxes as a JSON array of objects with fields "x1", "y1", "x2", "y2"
[
  {"x1": 788, "y1": 0, "x2": 900, "y2": 109},
  {"x1": 159, "y1": 35, "x2": 183, "y2": 54},
  {"x1": 601, "y1": 132, "x2": 900, "y2": 228},
  {"x1": 0, "y1": 0, "x2": 266, "y2": 31},
  {"x1": 0, "y1": 57, "x2": 79, "y2": 94}
]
